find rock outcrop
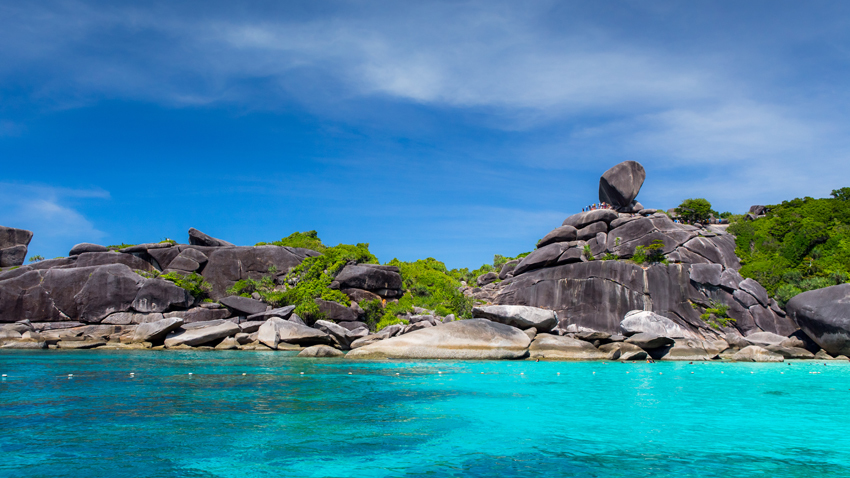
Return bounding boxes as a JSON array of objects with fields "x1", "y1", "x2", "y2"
[
  {"x1": 786, "y1": 284, "x2": 850, "y2": 357},
  {"x1": 472, "y1": 305, "x2": 557, "y2": 332},
  {"x1": 346, "y1": 319, "x2": 530, "y2": 360},
  {"x1": 598, "y1": 161, "x2": 646, "y2": 209},
  {"x1": 0, "y1": 226, "x2": 34, "y2": 267}
]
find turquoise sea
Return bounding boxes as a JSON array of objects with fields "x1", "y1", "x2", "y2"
[{"x1": 0, "y1": 351, "x2": 848, "y2": 478}]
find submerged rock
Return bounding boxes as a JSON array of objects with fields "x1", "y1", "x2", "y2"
[{"x1": 346, "y1": 319, "x2": 530, "y2": 360}]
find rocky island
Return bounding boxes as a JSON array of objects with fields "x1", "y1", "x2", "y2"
[{"x1": 2, "y1": 161, "x2": 849, "y2": 362}]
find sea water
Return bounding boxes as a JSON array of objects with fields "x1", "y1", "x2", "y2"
[{"x1": 0, "y1": 350, "x2": 848, "y2": 478}]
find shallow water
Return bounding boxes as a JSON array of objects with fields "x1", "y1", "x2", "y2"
[{"x1": 0, "y1": 350, "x2": 848, "y2": 478}]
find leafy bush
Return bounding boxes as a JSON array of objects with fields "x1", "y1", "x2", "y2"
[
  {"x1": 632, "y1": 240, "x2": 665, "y2": 264},
  {"x1": 159, "y1": 271, "x2": 211, "y2": 300},
  {"x1": 108, "y1": 243, "x2": 136, "y2": 250},
  {"x1": 729, "y1": 192, "x2": 850, "y2": 300},
  {"x1": 700, "y1": 301, "x2": 735, "y2": 329},
  {"x1": 28, "y1": 255, "x2": 44, "y2": 262},
  {"x1": 376, "y1": 314, "x2": 409, "y2": 331},
  {"x1": 675, "y1": 198, "x2": 718, "y2": 224},
  {"x1": 449, "y1": 253, "x2": 530, "y2": 284},
  {"x1": 582, "y1": 244, "x2": 594, "y2": 261},
  {"x1": 388, "y1": 258, "x2": 473, "y2": 318},
  {"x1": 256, "y1": 230, "x2": 326, "y2": 252}
]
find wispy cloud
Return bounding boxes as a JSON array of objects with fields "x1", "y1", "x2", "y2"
[{"x1": 0, "y1": 183, "x2": 109, "y2": 258}]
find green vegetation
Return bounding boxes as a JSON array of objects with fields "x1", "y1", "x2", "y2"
[
  {"x1": 256, "y1": 230, "x2": 326, "y2": 252},
  {"x1": 632, "y1": 240, "x2": 666, "y2": 265},
  {"x1": 108, "y1": 243, "x2": 136, "y2": 250},
  {"x1": 582, "y1": 244, "x2": 595, "y2": 261},
  {"x1": 28, "y1": 255, "x2": 44, "y2": 262},
  {"x1": 675, "y1": 198, "x2": 718, "y2": 224},
  {"x1": 700, "y1": 300, "x2": 734, "y2": 329},
  {"x1": 601, "y1": 253, "x2": 618, "y2": 261},
  {"x1": 136, "y1": 269, "x2": 211, "y2": 300},
  {"x1": 160, "y1": 239, "x2": 177, "y2": 245},
  {"x1": 387, "y1": 258, "x2": 474, "y2": 319},
  {"x1": 729, "y1": 190, "x2": 850, "y2": 305},
  {"x1": 449, "y1": 253, "x2": 530, "y2": 284}
]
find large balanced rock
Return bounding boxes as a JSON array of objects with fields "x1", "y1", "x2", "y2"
[
  {"x1": 346, "y1": 319, "x2": 530, "y2": 360},
  {"x1": 598, "y1": 161, "x2": 646, "y2": 208},
  {"x1": 528, "y1": 334, "x2": 607, "y2": 360},
  {"x1": 786, "y1": 284, "x2": 850, "y2": 357},
  {"x1": 0, "y1": 226, "x2": 33, "y2": 267},
  {"x1": 733, "y1": 345, "x2": 784, "y2": 362},
  {"x1": 188, "y1": 228, "x2": 234, "y2": 247},
  {"x1": 472, "y1": 305, "x2": 557, "y2": 332}
]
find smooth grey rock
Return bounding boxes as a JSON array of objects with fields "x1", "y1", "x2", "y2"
[
  {"x1": 598, "y1": 160, "x2": 646, "y2": 208},
  {"x1": 528, "y1": 334, "x2": 607, "y2": 360},
  {"x1": 739, "y1": 278, "x2": 770, "y2": 307},
  {"x1": 786, "y1": 284, "x2": 850, "y2": 356},
  {"x1": 620, "y1": 310, "x2": 695, "y2": 338},
  {"x1": 562, "y1": 209, "x2": 619, "y2": 229},
  {"x1": 74, "y1": 252, "x2": 155, "y2": 271},
  {"x1": 298, "y1": 344, "x2": 344, "y2": 357},
  {"x1": 334, "y1": 264, "x2": 402, "y2": 292},
  {"x1": 1, "y1": 340, "x2": 46, "y2": 349},
  {"x1": 734, "y1": 289, "x2": 758, "y2": 308},
  {"x1": 188, "y1": 228, "x2": 234, "y2": 247},
  {"x1": 477, "y1": 272, "x2": 498, "y2": 287},
  {"x1": 164, "y1": 307, "x2": 231, "y2": 324},
  {"x1": 655, "y1": 339, "x2": 718, "y2": 361},
  {"x1": 598, "y1": 342, "x2": 647, "y2": 360},
  {"x1": 69, "y1": 243, "x2": 109, "y2": 255},
  {"x1": 625, "y1": 333, "x2": 674, "y2": 350},
  {"x1": 164, "y1": 321, "x2": 240, "y2": 347},
  {"x1": 238, "y1": 320, "x2": 265, "y2": 333},
  {"x1": 215, "y1": 336, "x2": 240, "y2": 350},
  {"x1": 132, "y1": 317, "x2": 184, "y2": 343},
  {"x1": 607, "y1": 216, "x2": 696, "y2": 258},
  {"x1": 749, "y1": 305, "x2": 798, "y2": 336},
  {"x1": 132, "y1": 279, "x2": 191, "y2": 313},
  {"x1": 342, "y1": 288, "x2": 383, "y2": 303},
  {"x1": 512, "y1": 242, "x2": 573, "y2": 276},
  {"x1": 745, "y1": 331, "x2": 787, "y2": 346},
  {"x1": 472, "y1": 305, "x2": 557, "y2": 332},
  {"x1": 103, "y1": 312, "x2": 164, "y2": 325},
  {"x1": 733, "y1": 345, "x2": 784, "y2": 362},
  {"x1": 0, "y1": 226, "x2": 33, "y2": 249},
  {"x1": 201, "y1": 246, "x2": 317, "y2": 299},
  {"x1": 689, "y1": 264, "x2": 722, "y2": 286},
  {"x1": 314, "y1": 319, "x2": 355, "y2": 349},
  {"x1": 257, "y1": 317, "x2": 285, "y2": 348},
  {"x1": 276, "y1": 320, "x2": 332, "y2": 346},
  {"x1": 338, "y1": 321, "x2": 369, "y2": 331},
  {"x1": 347, "y1": 319, "x2": 530, "y2": 360},
  {"x1": 219, "y1": 296, "x2": 268, "y2": 316},
  {"x1": 538, "y1": 226, "x2": 578, "y2": 248},
  {"x1": 314, "y1": 299, "x2": 359, "y2": 322},
  {"x1": 247, "y1": 306, "x2": 296, "y2": 321},
  {"x1": 576, "y1": 221, "x2": 608, "y2": 241},
  {"x1": 164, "y1": 255, "x2": 201, "y2": 273},
  {"x1": 765, "y1": 345, "x2": 814, "y2": 359},
  {"x1": 523, "y1": 327, "x2": 538, "y2": 340}
]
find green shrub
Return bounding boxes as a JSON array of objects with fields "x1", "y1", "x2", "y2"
[
  {"x1": 28, "y1": 255, "x2": 44, "y2": 262},
  {"x1": 159, "y1": 272, "x2": 211, "y2": 300},
  {"x1": 675, "y1": 198, "x2": 718, "y2": 224},
  {"x1": 256, "y1": 230, "x2": 326, "y2": 252},
  {"x1": 582, "y1": 244, "x2": 594, "y2": 261},
  {"x1": 108, "y1": 243, "x2": 136, "y2": 250},
  {"x1": 388, "y1": 258, "x2": 473, "y2": 318},
  {"x1": 632, "y1": 240, "x2": 665, "y2": 264},
  {"x1": 376, "y1": 313, "x2": 409, "y2": 331},
  {"x1": 700, "y1": 301, "x2": 735, "y2": 329}
]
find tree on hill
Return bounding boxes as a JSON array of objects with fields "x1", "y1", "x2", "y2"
[
  {"x1": 831, "y1": 187, "x2": 850, "y2": 201},
  {"x1": 675, "y1": 198, "x2": 717, "y2": 224}
]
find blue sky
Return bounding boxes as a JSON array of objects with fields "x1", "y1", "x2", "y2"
[{"x1": 2, "y1": 0, "x2": 849, "y2": 268}]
